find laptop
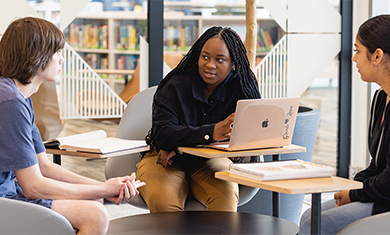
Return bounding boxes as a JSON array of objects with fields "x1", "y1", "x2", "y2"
[{"x1": 207, "y1": 97, "x2": 300, "y2": 151}]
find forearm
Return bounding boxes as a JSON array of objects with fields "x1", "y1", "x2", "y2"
[
  {"x1": 38, "y1": 152, "x2": 101, "y2": 185},
  {"x1": 350, "y1": 172, "x2": 390, "y2": 202},
  {"x1": 41, "y1": 160, "x2": 102, "y2": 185},
  {"x1": 25, "y1": 177, "x2": 109, "y2": 200},
  {"x1": 15, "y1": 164, "x2": 112, "y2": 201}
]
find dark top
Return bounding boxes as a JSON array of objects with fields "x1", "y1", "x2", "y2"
[
  {"x1": 150, "y1": 70, "x2": 260, "y2": 168},
  {"x1": 350, "y1": 89, "x2": 390, "y2": 215}
]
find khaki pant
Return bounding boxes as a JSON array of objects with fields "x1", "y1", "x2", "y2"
[{"x1": 137, "y1": 152, "x2": 238, "y2": 213}]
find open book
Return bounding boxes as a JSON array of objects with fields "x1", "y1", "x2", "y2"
[
  {"x1": 44, "y1": 130, "x2": 149, "y2": 154},
  {"x1": 229, "y1": 159, "x2": 334, "y2": 181}
]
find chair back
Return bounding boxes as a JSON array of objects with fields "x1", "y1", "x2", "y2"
[
  {"x1": 116, "y1": 86, "x2": 157, "y2": 140},
  {"x1": 105, "y1": 86, "x2": 157, "y2": 209}
]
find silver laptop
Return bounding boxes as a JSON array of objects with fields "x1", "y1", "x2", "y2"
[{"x1": 207, "y1": 97, "x2": 300, "y2": 151}]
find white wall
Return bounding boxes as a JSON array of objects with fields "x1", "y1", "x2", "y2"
[{"x1": 350, "y1": 0, "x2": 371, "y2": 178}]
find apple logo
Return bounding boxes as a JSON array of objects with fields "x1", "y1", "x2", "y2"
[{"x1": 262, "y1": 118, "x2": 269, "y2": 128}]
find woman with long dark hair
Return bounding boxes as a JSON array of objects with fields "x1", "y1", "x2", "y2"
[
  {"x1": 300, "y1": 14, "x2": 390, "y2": 234},
  {"x1": 137, "y1": 26, "x2": 261, "y2": 212}
]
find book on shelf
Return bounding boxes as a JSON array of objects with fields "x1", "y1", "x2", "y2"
[
  {"x1": 264, "y1": 31, "x2": 274, "y2": 48},
  {"x1": 229, "y1": 159, "x2": 334, "y2": 181},
  {"x1": 44, "y1": 130, "x2": 149, "y2": 154},
  {"x1": 257, "y1": 28, "x2": 276, "y2": 53},
  {"x1": 258, "y1": 28, "x2": 270, "y2": 50},
  {"x1": 66, "y1": 23, "x2": 108, "y2": 49},
  {"x1": 116, "y1": 25, "x2": 138, "y2": 50}
]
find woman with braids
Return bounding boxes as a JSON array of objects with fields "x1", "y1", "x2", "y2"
[
  {"x1": 137, "y1": 26, "x2": 261, "y2": 212},
  {"x1": 299, "y1": 15, "x2": 390, "y2": 234}
]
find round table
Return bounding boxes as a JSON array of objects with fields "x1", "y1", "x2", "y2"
[{"x1": 107, "y1": 211, "x2": 299, "y2": 234}]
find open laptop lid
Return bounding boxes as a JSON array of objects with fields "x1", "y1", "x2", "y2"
[{"x1": 209, "y1": 97, "x2": 300, "y2": 151}]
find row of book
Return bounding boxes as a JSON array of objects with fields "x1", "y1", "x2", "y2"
[
  {"x1": 116, "y1": 55, "x2": 139, "y2": 70},
  {"x1": 116, "y1": 55, "x2": 139, "y2": 80},
  {"x1": 116, "y1": 25, "x2": 140, "y2": 51},
  {"x1": 66, "y1": 24, "x2": 108, "y2": 49},
  {"x1": 81, "y1": 53, "x2": 108, "y2": 70},
  {"x1": 163, "y1": 25, "x2": 198, "y2": 52},
  {"x1": 257, "y1": 28, "x2": 275, "y2": 52}
]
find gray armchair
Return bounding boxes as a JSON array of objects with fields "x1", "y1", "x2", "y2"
[
  {"x1": 105, "y1": 86, "x2": 259, "y2": 210},
  {"x1": 0, "y1": 197, "x2": 75, "y2": 234},
  {"x1": 337, "y1": 211, "x2": 390, "y2": 235}
]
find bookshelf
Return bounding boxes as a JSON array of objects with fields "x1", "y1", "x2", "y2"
[{"x1": 64, "y1": 11, "x2": 282, "y2": 93}]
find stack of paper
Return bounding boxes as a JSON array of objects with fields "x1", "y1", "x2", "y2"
[{"x1": 229, "y1": 160, "x2": 334, "y2": 181}]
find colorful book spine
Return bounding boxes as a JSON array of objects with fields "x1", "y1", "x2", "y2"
[
  {"x1": 264, "y1": 31, "x2": 274, "y2": 48},
  {"x1": 102, "y1": 25, "x2": 108, "y2": 49},
  {"x1": 259, "y1": 28, "x2": 270, "y2": 50},
  {"x1": 130, "y1": 27, "x2": 136, "y2": 50},
  {"x1": 180, "y1": 27, "x2": 186, "y2": 51}
]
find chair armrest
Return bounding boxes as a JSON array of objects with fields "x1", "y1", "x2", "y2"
[
  {"x1": 0, "y1": 197, "x2": 75, "y2": 234},
  {"x1": 337, "y1": 211, "x2": 390, "y2": 235}
]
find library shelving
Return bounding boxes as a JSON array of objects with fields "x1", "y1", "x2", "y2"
[{"x1": 64, "y1": 11, "x2": 282, "y2": 93}]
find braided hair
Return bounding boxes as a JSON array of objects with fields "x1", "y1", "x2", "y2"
[
  {"x1": 157, "y1": 26, "x2": 260, "y2": 99},
  {"x1": 145, "y1": 26, "x2": 261, "y2": 151}
]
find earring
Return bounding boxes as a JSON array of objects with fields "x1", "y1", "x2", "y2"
[{"x1": 374, "y1": 62, "x2": 376, "y2": 65}]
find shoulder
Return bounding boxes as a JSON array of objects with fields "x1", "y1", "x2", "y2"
[
  {"x1": 0, "y1": 78, "x2": 20, "y2": 104},
  {"x1": 156, "y1": 73, "x2": 193, "y2": 96},
  {"x1": 163, "y1": 73, "x2": 192, "y2": 88}
]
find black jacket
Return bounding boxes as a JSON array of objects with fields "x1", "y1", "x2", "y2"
[
  {"x1": 149, "y1": 71, "x2": 260, "y2": 168},
  {"x1": 350, "y1": 89, "x2": 390, "y2": 215}
]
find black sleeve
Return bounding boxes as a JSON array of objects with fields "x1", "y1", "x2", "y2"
[
  {"x1": 152, "y1": 82, "x2": 215, "y2": 152},
  {"x1": 350, "y1": 136, "x2": 390, "y2": 203}
]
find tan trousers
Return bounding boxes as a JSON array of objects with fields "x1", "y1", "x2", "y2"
[{"x1": 137, "y1": 152, "x2": 239, "y2": 213}]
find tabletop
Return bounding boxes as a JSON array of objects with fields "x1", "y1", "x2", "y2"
[
  {"x1": 177, "y1": 144, "x2": 306, "y2": 158},
  {"x1": 46, "y1": 145, "x2": 149, "y2": 159},
  {"x1": 215, "y1": 172, "x2": 363, "y2": 194},
  {"x1": 106, "y1": 211, "x2": 299, "y2": 235}
]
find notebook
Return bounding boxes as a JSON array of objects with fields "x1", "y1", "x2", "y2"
[{"x1": 207, "y1": 97, "x2": 300, "y2": 151}]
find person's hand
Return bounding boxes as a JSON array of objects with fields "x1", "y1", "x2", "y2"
[
  {"x1": 334, "y1": 190, "x2": 351, "y2": 207},
  {"x1": 105, "y1": 173, "x2": 146, "y2": 205},
  {"x1": 213, "y1": 113, "x2": 235, "y2": 141},
  {"x1": 157, "y1": 150, "x2": 176, "y2": 167}
]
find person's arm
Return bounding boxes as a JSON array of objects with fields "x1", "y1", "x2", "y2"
[
  {"x1": 37, "y1": 151, "x2": 102, "y2": 185},
  {"x1": 14, "y1": 162, "x2": 144, "y2": 204},
  {"x1": 349, "y1": 148, "x2": 390, "y2": 203},
  {"x1": 353, "y1": 159, "x2": 377, "y2": 182}
]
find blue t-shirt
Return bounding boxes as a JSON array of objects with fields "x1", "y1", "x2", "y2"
[{"x1": 0, "y1": 77, "x2": 45, "y2": 197}]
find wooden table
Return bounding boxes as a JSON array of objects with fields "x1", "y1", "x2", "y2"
[
  {"x1": 107, "y1": 211, "x2": 299, "y2": 235},
  {"x1": 178, "y1": 144, "x2": 306, "y2": 218},
  {"x1": 46, "y1": 146, "x2": 149, "y2": 165},
  {"x1": 178, "y1": 144, "x2": 306, "y2": 159},
  {"x1": 215, "y1": 172, "x2": 363, "y2": 235}
]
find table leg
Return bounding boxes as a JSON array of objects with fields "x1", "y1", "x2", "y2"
[
  {"x1": 272, "y1": 192, "x2": 279, "y2": 217},
  {"x1": 272, "y1": 154, "x2": 280, "y2": 217},
  {"x1": 53, "y1": 154, "x2": 61, "y2": 165},
  {"x1": 311, "y1": 193, "x2": 321, "y2": 235}
]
